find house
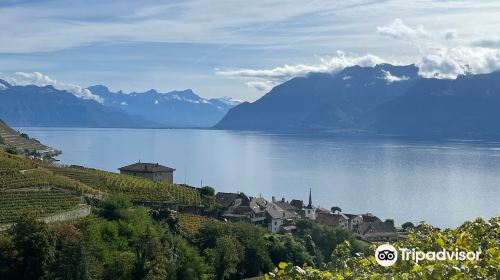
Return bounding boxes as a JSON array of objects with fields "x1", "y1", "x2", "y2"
[
  {"x1": 360, "y1": 213, "x2": 381, "y2": 223},
  {"x1": 316, "y1": 212, "x2": 349, "y2": 229},
  {"x1": 118, "y1": 162, "x2": 175, "y2": 184},
  {"x1": 265, "y1": 202, "x2": 297, "y2": 233},
  {"x1": 266, "y1": 203, "x2": 286, "y2": 233},
  {"x1": 249, "y1": 197, "x2": 268, "y2": 225},
  {"x1": 215, "y1": 192, "x2": 250, "y2": 212},
  {"x1": 344, "y1": 213, "x2": 364, "y2": 231},
  {"x1": 274, "y1": 198, "x2": 300, "y2": 219},
  {"x1": 290, "y1": 199, "x2": 304, "y2": 209},
  {"x1": 356, "y1": 219, "x2": 400, "y2": 242}
]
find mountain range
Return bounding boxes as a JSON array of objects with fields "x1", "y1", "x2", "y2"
[
  {"x1": 0, "y1": 80, "x2": 239, "y2": 128},
  {"x1": 215, "y1": 64, "x2": 500, "y2": 138},
  {"x1": 88, "y1": 85, "x2": 239, "y2": 127}
]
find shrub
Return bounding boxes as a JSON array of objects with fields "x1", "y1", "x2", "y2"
[{"x1": 5, "y1": 146, "x2": 17, "y2": 155}]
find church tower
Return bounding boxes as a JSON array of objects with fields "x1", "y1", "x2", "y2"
[{"x1": 304, "y1": 187, "x2": 316, "y2": 220}]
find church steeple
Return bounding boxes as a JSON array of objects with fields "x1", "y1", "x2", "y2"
[{"x1": 307, "y1": 187, "x2": 312, "y2": 209}]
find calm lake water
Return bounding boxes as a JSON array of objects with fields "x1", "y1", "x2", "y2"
[{"x1": 18, "y1": 127, "x2": 500, "y2": 228}]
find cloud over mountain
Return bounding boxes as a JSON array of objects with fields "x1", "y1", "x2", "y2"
[
  {"x1": 417, "y1": 47, "x2": 500, "y2": 79},
  {"x1": 0, "y1": 72, "x2": 103, "y2": 103},
  {"x1": 216, "y1": 51, "x2": 388, "y2": 91}
]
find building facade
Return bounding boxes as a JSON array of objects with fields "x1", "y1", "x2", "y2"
[{"x1": 118, "y1": 162, "x2": 175, "y2": 184}]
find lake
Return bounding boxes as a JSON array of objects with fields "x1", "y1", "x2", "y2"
[{"x1": 18, "y1": 127, "x2": 500, "y2": 229}]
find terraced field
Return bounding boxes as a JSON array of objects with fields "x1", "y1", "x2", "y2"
[
  {"x1": 174, "y1": 213, "x2": 216, "y2": 237},
  {"x1": 0, "y1": 189, "x2": 82, "y2": 223},
  {"x1": 0, "y1": 119, "x2": 54, "y2": 153},
  {"x1": 46, "y1": 166, "x2": 202, "y2": 206},
  {"x1": 0, "y1": 147, "x2": 203, "y2": 227}
]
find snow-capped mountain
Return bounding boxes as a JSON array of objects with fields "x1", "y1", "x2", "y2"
[
  {"x1": 0, "y1": 72, "x2": 240, "y2": 128},
  {"x1": 0, "y1": 80, "x2": 157, "y2": 128},
  {"x1": 88, "y1": 85, "x2": 240, "y2": 127}
]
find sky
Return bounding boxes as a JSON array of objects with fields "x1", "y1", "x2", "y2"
[{"x1": 1, "y1": 0, "x2": 500, "y2": 101}]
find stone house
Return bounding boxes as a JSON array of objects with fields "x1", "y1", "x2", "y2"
[
  {"x1": 316, "y1": 212, "x2": 349, "y2": 229},
  {"x1": 119, "y1": 162, "x2": 175, "y2": 184},
  {"x1": 356, "y1": 219, "x2": 400, "y2": 242}
]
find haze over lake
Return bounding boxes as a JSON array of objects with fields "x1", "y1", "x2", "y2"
[{"x1": 19, "y1": 127, "x2": 500, "y2": 228}]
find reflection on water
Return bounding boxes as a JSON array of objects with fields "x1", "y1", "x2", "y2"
[{"x1": 19, "y1": 127, "x2": 500, "y2": 228}]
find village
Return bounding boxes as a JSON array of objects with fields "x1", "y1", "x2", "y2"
[{"x1": 118, "y1": 161, "x2": 408, "y2": 243}]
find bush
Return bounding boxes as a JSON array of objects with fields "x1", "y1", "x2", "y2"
[
  {"x1": 100, "y1": 195, "x2": 132, "y2": 220},
  {"x1": 199, "y1": 186, "x2": 215, "y2": 197},
  {"x1": 268, "y1": 216, "x2": 500, "y2": 279},
  {"x1": 5, "y1": 146, "x2": 17, "y2": 155}
]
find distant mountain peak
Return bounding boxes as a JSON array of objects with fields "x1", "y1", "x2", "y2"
[
  {"x1": 0, "y1": 72, "x2": 103, "y2": 103},
  {"x1": 86, "y1": 84, "x2": 240, "y2": 127}
]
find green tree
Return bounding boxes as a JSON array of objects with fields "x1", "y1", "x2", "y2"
[
  {"x1": 402, "y1": 221, "x2": 415, "y2": 230},
  {"x1": 199, "y1": 186, "x2": 215, "y2": 197},
  {"x1": 198, "y1": 222, "x2": 273, "y2": 278},
  {"x1": 11, "y1": 214, "x2": 56, "y2": 279},
  {"x1": 105, "y1": 251, "x2": 136, "y2": 280},
  {"x1": 267, "y1": 235, "x2": 312, "y2": 267},
  {"x1": 0, "y1": 233, "x2": 17, "y2": 279},
  {"x1": 205, "y1": 235, "x2": 244, "y2": 279},
  {"x1": 133, "y1": 226, "x2": 164, "y2": 278},
  {"x1": 50, "y1": 224, "x2": 94, "y2": 280},
  {"x1": 5, "y1": 146, "x2": 18, "y2": 155},
  {"x1": 167, "y1": 234, "x2": 208, "y2": 280},
  {"x1": 100, "y1": 195, "x2": 132, "y2": 221}
]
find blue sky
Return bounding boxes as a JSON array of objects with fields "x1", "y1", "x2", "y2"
[{"x1": 1, "y1": 0, "x2": 500, "y2": 101}]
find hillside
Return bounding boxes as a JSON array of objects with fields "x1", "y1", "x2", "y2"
[
  {"x1": 363, "y1": 71, "x2": 500, "y2": 137},
  {"x1": 215, "y1": 64, "x2": 500, "y2": 138},
  {"x1": 0, "y1": 146, "x2": 202, "y2": 227},
  {"x1": 0, "y1": 119, "x2": 56, "y2": 154},
  {"x1": 0, "y1": 81, "x2": 158, "y2": 128},
  {"x1": 214, "y1": 64, "x2": 419, "y2": 130}
]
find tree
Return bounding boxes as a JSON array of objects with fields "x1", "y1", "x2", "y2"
[
  {"x1": 133, "y1": 226, "x2": 163, "y2": 278},
  {"x1": 167, "y1": 234, "x2": 209, "y2": 280},
  {"x1": 331, "y1": 206, "x2": 342, "y2": 213},
  {"x1": 206, "y1": 235, "x2": 244, "y2": 279},
  {"x1": 11, "y1": 214, "x2": 56, "y2": 279},
  {"x1": 0, "y1": 233, "x2": 17, "y2": 279},
  {"x1": 50, "y1": 224, "x2": 93, "y2": 280},
  {"x1": 198, "y1": 222, "x2": 273, "y2": 278},
  {"x1": 100, "y1": 195, "x2": 132, "y2": 220},
  {"x1": 5, "y1": 146, "x2": 17, "y2": 155},
  {"x1": 0, "y1": 135, "x2": 4, "y2": 145},
  {"x1": 269, "y1": 217, "x2": 500, "y2": 279},
  {"x1": 199, "y1": 186, "x2": 215, "y2": 197},
  {"x1": 267, "y1": 235, "x2": 312, "y2": 268},
  {"x1": 402, "y1": 221, "x2": 415, "y2": 230},
  {"x1": 105, "y1": 251, "x2": 136, "y2": 280}
]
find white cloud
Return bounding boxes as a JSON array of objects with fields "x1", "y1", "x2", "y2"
[
  {"x1": 217, "y1": 46, "x2": 500, "y2": 91},
  {"x1": 418, "y1": 46, "x2": 500, "y2": 79},
  {"x1": 380, "y1": 70, "x2": 410, "y2": 83},
  {"x1": 216, "y1": 51, "x2": 389, "y2": 91},
  {"x1": 0, "y1": 72, "x2": 103, "y2": 103},
  {"x1": 377, "y1": 18, "x2": 427, "y2": 41},
  {"x1": 244, "y1": 81, "x2": 275, "y2": 92}
]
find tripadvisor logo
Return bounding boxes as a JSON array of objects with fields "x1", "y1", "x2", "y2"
[
  {"x1": 375, "y1": 244, "x2": 481, "y2": 267},
  {"x1": 375, "y1": 244, "x2": 398, "y2": 267}
]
